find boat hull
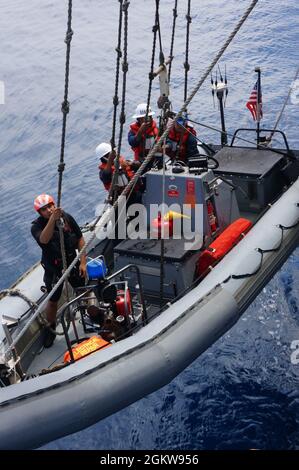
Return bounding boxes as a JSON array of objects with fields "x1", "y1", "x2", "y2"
[{"x1": 0, "y1": 180, "x2": 298, "y2": 449}]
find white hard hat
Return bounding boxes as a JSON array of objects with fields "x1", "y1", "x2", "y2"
[
  {"x1": 95, "y1": 142, "x2": 112, "y2": 162},
  {"x1": 132, "y1": 103, "x2": 155, "y2": 119}
]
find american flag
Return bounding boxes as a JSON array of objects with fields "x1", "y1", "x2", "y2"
[{"x1": 246, "y1": 80, "x2": 263, "y2": 121}]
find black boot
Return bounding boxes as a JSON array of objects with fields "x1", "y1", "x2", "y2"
[{"x1": 43, "y1": 323, "x2": 56, "y2": 348}]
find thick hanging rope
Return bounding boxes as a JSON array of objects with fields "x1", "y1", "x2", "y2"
[
  {"x1": 156, "y1": 0, "x2": 164, "y2": 66},
  {"x1": 146, "y1": 0, "x2": 160, "y2": 119},
  {"x1": 5, "y1": 0, "x2": 259, "y2": 356},
  {"x1": 110, "y1": 0, "x2": 123, "y2": 150},
  {"x1": 168, "y1": 0, "x2": 178, "y2": 82},
  {"x1": 57, "y1": 0, "x2": 73, "y2": 208},
  {"x1": 110, "y1": 0, "x2": 130, "y2": 204},
  {"x1": 184, "y1": 0, "x2": 191, "y2": 102},
  {"x1": 55, "y1": 0, "x2": 74, "y2": 293},
  {"x1": 55, "y1": 0, "x2": 75, "y2": 335}
]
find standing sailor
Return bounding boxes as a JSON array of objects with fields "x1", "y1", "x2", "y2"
[
  {"x1": 128, "y1": 103, "x2": 159, "y2": 161},
  {"x1": 31, "y1": 194, "x2": 86, "y2": 348}
]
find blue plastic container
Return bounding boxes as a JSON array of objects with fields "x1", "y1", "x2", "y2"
[{"x1": 86, "y1": 258, "x2": 107, "y2": 280}]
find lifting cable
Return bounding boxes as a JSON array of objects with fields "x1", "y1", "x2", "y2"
[
  {"x1": 146, "y1": 0, "x2": 162, "y2": 120},
  {"x1": 57, "y1": 0, "x2": 73, "y2": 209},
  {"x1": 57, "y1": 0, "x2": 74, "y2": 290},
  {"x1": 5, "y1": 0, "x2": 260, "y2": 357},
  {"x1": 168, "y1": 0, "x2": 178, "y2": 83},
  {"x1": 82, "y1": 0, "x2": 261, "y2": 236},
  {"x1": 110, "y1": 0, "x2": 124, "y2": 150},
  {"x1": 110, "y1": 0, "x2": 130, "y2": 204},
  {"x1": 184, "y1": 0, "x2": 192, "y2": 102}
]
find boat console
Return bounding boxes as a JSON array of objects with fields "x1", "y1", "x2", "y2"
[{"x1": 113, "y1": 164, "x2": 240, "y2": 299}]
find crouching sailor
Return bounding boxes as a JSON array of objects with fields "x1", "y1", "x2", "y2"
[
  {"x1": 96, "y1": 142, "x2": 143, "y2": 205},
  {"x1": 166, "y1": 113, "x2": 199, "y2": 163},
  {"x1": 31, "y1": 194, "x2": 86, "y2": 348}
]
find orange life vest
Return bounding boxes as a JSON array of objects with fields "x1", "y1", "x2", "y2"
[
  {"x1": 63, "y1": 336, "x2": 111, "y2": 363},
  {"x1": 99, "y1": 157, "x2": 131, "y2": 191},
  {"x1": 130, "y1": 120, "x2": 159, "y2": 161},
  {"x1": 167, "y1": 125, "x2": 197, "y2": 162}
]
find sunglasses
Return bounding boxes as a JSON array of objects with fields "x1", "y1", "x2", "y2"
[{"x1": 40, "y1": 203, "x2": 54, "y2": 211}]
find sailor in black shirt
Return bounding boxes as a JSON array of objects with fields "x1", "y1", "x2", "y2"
[{"x1": 31, "y1": 194, "x2": 86, "y2": 347}]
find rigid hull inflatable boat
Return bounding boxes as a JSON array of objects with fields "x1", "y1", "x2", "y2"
[
  {"x1": 1, "y1": 0, "x2": 299, "y2": 450},
  {"x1": 0, "y1": 139, "x2": 298, "y2": 449}
]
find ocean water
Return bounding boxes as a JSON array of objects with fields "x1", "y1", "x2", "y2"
[{"x1": 0, "y1": 0, "x2": 298, "y2": 450}]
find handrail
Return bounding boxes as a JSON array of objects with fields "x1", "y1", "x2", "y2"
[
  {"x1": 230, "y1": 128, "x2": 291, "y2": 155},
  {"x1": 59, "y1": 287, "x2": 94, "y2": 363},
  {"x1": 106, "y1": 264, "x2": 148, "y2": 325},
  {"x1": 58, "y1": 264, "x2": 148, "y2": 362}
]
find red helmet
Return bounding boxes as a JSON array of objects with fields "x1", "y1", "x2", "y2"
[{"x1": 34, "y1": 194, "x2": 55, "y2": 212}]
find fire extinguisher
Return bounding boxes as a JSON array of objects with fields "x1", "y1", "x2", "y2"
[{"x1": 207, "y1": 199, "x2": 217, "y2": 233}]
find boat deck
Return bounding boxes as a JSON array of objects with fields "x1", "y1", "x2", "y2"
[{"x1": 26, "y1": 295, "x2": 161, "y2": 376}]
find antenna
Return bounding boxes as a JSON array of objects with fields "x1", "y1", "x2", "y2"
[
  {"x1": 211, "y1": 73, "x2": 215, "y2": 108},
  {"x1": 211, "y1": 64, "x2": 228, "y2": 146}
]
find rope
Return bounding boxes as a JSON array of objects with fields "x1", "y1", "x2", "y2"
[
  {"x1": 116, "y1": 1, "x2": 129, "y2": 169},
  {"x1": 57, "y1": 0, "x2": 73, "y2": 208},
  {"x1": 4, "y1": 0, "x2": 259, "y2": 358},
  {"x1": 110, "y1": 0, "x2": 123, "y2": 150},
  {"x1": 168, "y1": 0, "x2": 178, "y2": 82},
  {"x1": 146, "y1": 0, "x2": 160, "y2": 120},
  {"x1": 56, "y1": 0, "x2": 74, "y2": 307},
  {"x1": 159, "y1": 139, "x2": 167, "y2": 308},
  {"x1": 156, "y1": 0, "x2": 164, "y2": 66},
  {"x1": 108, "y1": 0, "x2": 130, "y2": 202},
  {"x1": 0, "y1": 289, "x2": 37, "y2": 310},
  {"x1": 110, "y1": 0, "x2": 130, "y2": 204},
  {"x1": 184, "y1": 0, "x2": 192, "y2": 102},
  {"x1": 223, "y1": 218, "x2": 299, "y2": 283}
]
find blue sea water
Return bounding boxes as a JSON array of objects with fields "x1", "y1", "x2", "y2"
[{"x1": 0, "y1": 0, "x2": 299, "y2": 450}]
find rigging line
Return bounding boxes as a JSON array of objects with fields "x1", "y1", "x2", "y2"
[
  {"x1": 4, "y1": 0, "x2": 259, "y2": 357},
  {"x1": 187, "y1": 117, "x2": 264, "y2": 148},
  {"x1": 184, "y1": 0, "x2": 192, "y2": 102},
  {"x1": 188, "y1": 117, "x2": 290, "y2": 157},
  {"x1": 168, "y1": 0, "x2": 178, "y2": 82},
  {"x1": 111, "y1": 0, "x2": 130, "y2": 204},
  {"x1": 156, "y1": 0, "x2": 164, "y2": 65},
  {"x1": 57, "y1": 0, "x2": 73, "y2": 208},
  {"x1": 89, "y1": 0, "x2": 260, "y2": 233},
  {"x1": 160, "y1": 138, "x2": 167, "y2": 308},
  {"x1": 268, "y1": 65, "x2": 299, "y2": 142},
  {"x1": 110, "y1": 0, "x2": 124, "y2": 150},
  {"x1": 146, "y1": 0, "x2": 160, "y2": 119},
  {"x1": 56, "y1": 0, "x2": 74, "y2": 306}
]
